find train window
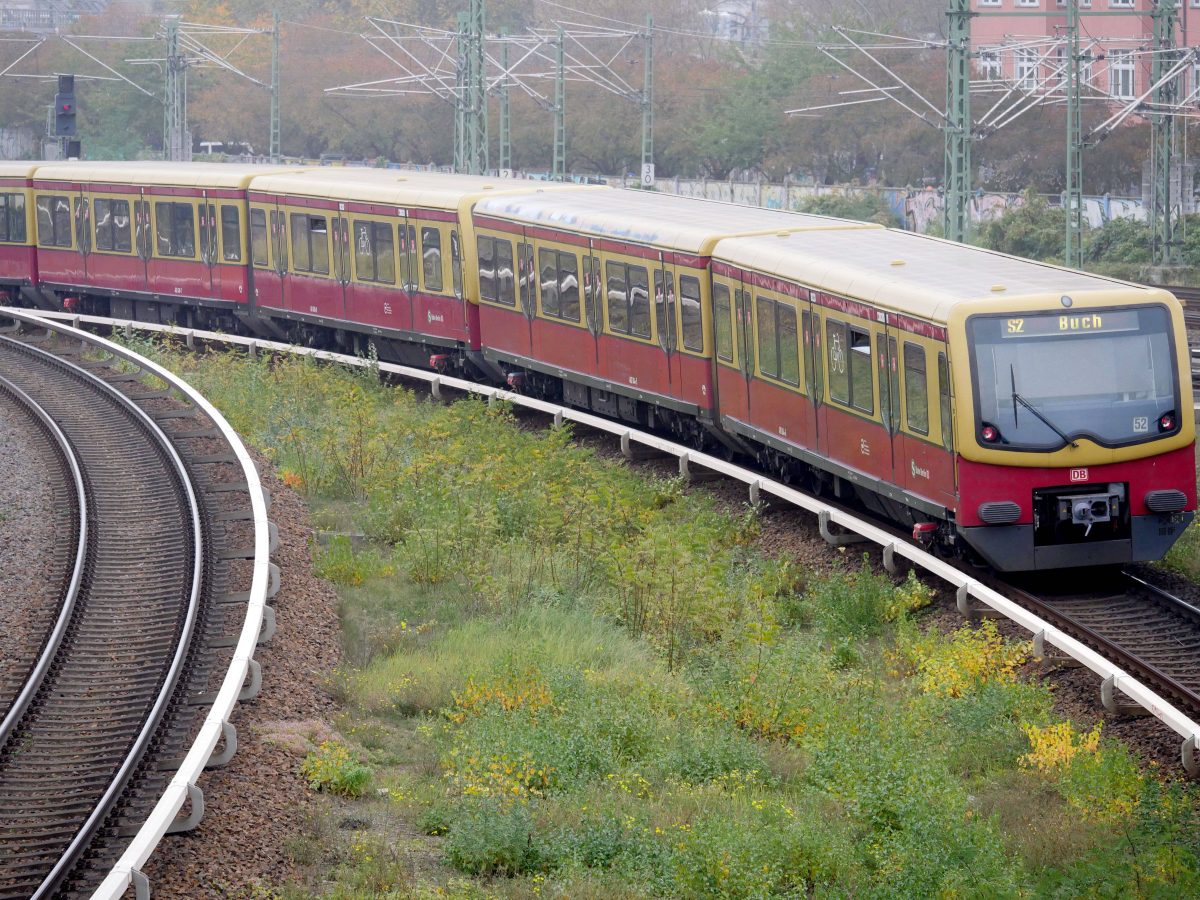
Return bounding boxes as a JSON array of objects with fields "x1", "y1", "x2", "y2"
[
  {"x1": 451, "y1": 230, "x2": 463, "y2": 298},
  {"x1": 903, "y1": 342, "x2": 929, "y2": 435},
  {"x1": 36, "y1": 195, "x2": 71, "y2": 248},
  {"x1": 517, "y1": 242, "x2": 535, "y2": 312},
  {"x1": 421, "y1": 227, "x2": 443, "y2": 292},
  {"x1": 270, "y1": 210, "x2": 287, "y2": 272},
  {"x1": 735, "y1": 289, "x2": 750, "y2": 371},
  {"x1": 558, "y1": 252, "x2": 579, "y2": 322},
  {"x1": 756, "y1": 296, "x2": 778, "y2": 378},
  {"x1": 221, "y1": 206, "x2": 241, "y2": 262},
  {"x1": 198, "y1": 203, "x2": 216, "y2": 263},
  {"x1": 496, "y1": 239, "x2": 515, "y2": 307},
  {"x1": 353, "y1": 220, "x2": 395, "y2": 285},
  {"x1": 629, "y1": 266, "x2": 650, "y2": 338},
  {"x1": 154, "y1": 202, "x2": 196, "y2": 258},
  {"x1": 680, "y1": 275, "x2": 703, "y2": 352},
  {"x1": 654, "y1": 270, "x2": 676, "y2": 350},
  {"x1": 826, "y1": 318, "x2": 850, "y2": 404},
  {"x1": 135, "y1": 200, "x2": 152, "y2": 259},
  {"x1": 0, "y1": 193, "x2": 24, "y2": 243},
  {"x1": 74, "y1": 198, "x2": 90, "y2": 253},
  {"x1": 93, "y1": 199, "x2": 131, "y2": 253},
  {"x1": 477, "y1": 235, "x2": 496, "y2": 302},
  {"x1": 538, "y1": 248, "x2": 560, "y2": 318},
  {"x1": 250, "y1": 208, "x2": 268, "y2": 267},
  {"x1": 605, "y1": 261, "x2": 628, "y2": 333},
  {"x1": 778, "y1": 304, "x2": 799, "y2": 386},
  {"x1": 290, "y1": 214, "x2": 330, "y2": 275},
  {"x1": 849, "y1": 327, "x2": 873, "y2": 414},
  {"x1": 713, "y1": 282, "x2": 733, "y2": 362},
  {"x1": 802, "y1": 310, "x2": 821, "y2": 399},
  {"x1": 938, "y1": 352, "x2": 953, "y2": 451},
  {"x1": 399, "y1": 224, "x2": 417, "y2": 290}
]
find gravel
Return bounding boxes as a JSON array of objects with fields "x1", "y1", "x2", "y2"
[
  {"x1": 142, "y1": 454, "x2": 342, "y2": 897},
  {"x1": 0, "y1": 391, "x2": 74, "y2": 717}
]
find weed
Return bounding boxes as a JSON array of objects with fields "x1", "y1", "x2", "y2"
[{"x1": 301, "y1": 741, "x2": 371, "y2": 798}]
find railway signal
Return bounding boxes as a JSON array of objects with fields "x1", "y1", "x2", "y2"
[{"x1": 53, "y1": 74, "x2": 76, "y2": 137}]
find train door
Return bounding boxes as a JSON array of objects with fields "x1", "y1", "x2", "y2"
[
  {"x1": 734, "y1": 279, "x2": 754, "y2": 414},
  {"x1": 876, "y1": 321, "x2": 902, "y2": 487},
  {"x1": 269, "y1": 201, "x2": 288, "y2": 311},
  {"x1": 72, "y1": 185, "x2": 89, "y2": 282},
  {"x1": 197, "y1": 193, "x2": 217, "y2": 297},
  {"x1": 331, "y1": 210, "x2": 351, "y2": 321},
  {"x1": 582, "y1": 240, "x2": 602, "y2": 366},
  {"x1": 397, "y1": 215, "x2": 417, "y2": 333},
  {"x1": 653, "y1": 254, "x2": 679, "y2": 394},
  {"x1": 801, "y1": 302, "x2": 824, "y2": 457},
  {"x1": 516, "y1": 230, "x2": 536, "y2": 358},
  {"x1": 134, "y1": 191, "x2": 152, "y2": 291}
]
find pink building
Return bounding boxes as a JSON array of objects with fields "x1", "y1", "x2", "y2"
[{"x1": 970, "y1": 1, "x2": 1200, "y2": 103}]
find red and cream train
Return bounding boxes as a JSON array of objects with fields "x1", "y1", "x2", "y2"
[{"x1": 0, "y1": 161, "x2": 1193, "y2": 571}]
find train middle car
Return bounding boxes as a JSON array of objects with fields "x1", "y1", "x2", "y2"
[{"x1": 8, "y1": 162, "x2": 1196, "y2": 571}]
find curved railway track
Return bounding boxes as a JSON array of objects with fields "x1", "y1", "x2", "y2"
[{"x1": 0, "y1": 314, "x2": 276, "y2": 900}]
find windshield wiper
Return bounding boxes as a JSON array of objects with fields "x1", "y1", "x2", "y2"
[{"x1": 1012, "y1": 391, "x2": 1079, "y2": 449}]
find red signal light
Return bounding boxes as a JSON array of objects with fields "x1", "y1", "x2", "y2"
[
  {"x1": 981, "y1": 424, "x2": 999, "y2": 442},
  {"x1": 1159, "y1": 413, "x2": 1176, "y2": 432}
]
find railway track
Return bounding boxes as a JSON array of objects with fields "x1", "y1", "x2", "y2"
[
  {"x1": 998, "y1": 572, "x2": 1200, "y2": 719},
  {"x1": 0, "y1": 315, "x2": 275, "y2": 899}
]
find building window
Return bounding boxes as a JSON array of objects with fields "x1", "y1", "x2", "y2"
[
  {"x1": 1017, "y1": 0, "x2": 1038, "y2": 6},
  {"x1": 1110, "y1": 0, "x2": 1133, "y2": 7},
  {"x1": 979, "y1": 47, "x2": 1002, "y2": 81},
  {"x1": 1015, "y1": 47, "x2": 1039, "y2": 90},
  {"x1": 1109, "y1": 48, "x2": 1135, "y2": 99},
  {"x1": 979, "y1": 0, "x2": 1000, "y2": 6}
]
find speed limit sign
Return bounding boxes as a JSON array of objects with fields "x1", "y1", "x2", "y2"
[{"x1": 640, "y1": 163, "x2": 655, "y2": 187}]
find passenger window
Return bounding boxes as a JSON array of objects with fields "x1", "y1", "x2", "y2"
[
  {"x1": 221, "y1": 206, "x2": 241, "y2": 262},
  {"x1": 36, "y1": 195, "x2": 71, "y2": 248},
  {"x1": 250, "y1": 208, "x2": 268, "y2": 267},
  {"x1": 849, "y1": 327, "x2": 873, "y2": 414},
  {"x1": 155, "y1": 201, "x2": 195, "y2": 258},
  {"x1": 451, "y1": 230, "x2": 463, "y2": 298},
  {"x1": 680, "y1": 275, "x2": 703, "y2": 352},
  {"x1": 0, "y1": 193, "x2": 23, "y2": 243},
  {"x1": 654, "y1": 270, "x2": 676, "y2": 350},
  {"x1": 93, "y1": 198, "x2": 131, "y2": 253},
  {"x1": 289, "y1": 213, "x2": 310, "y2": 271},
  {"x1": 559, "y1": 252, "x2": 579, "y2": 322},
  {"x1": 399, "y1": 224, "x2": 417, "y2": 290},
  {"x1": 606, "y1": 261, "x2": 628, "y2": 333},
  {"x1": 477, "y1": 235, "x2": 496, "y2": 302},
  {"x1": 538, "y1": 248, "x2": 560, "y2": 318},
  {"x1": 938, "y1": 352, "x2": 953, "y2": 451},
  {"x1": 778, "y1": 304, "x2": 799, "y2": 385},
  {"x1": 826, "y1": 318, "x2": 849, "y2": 404},
  {"x1": 903, "y1": 342, "x2": 929, "y2": 435},
  {"x1": 421, "y1": 226, "x2": 443, "y2": 292},
  {"x1": 354, "y1": 220, "x2": 395, "y2": 284},
  {"x1": 0, "y1": 194, "x2": 9, "y2": 242},
  {"x1": 93, "y1": 199, "x2": 113, "y2": 251},
  {"x1": 756, "y1": 295, "x2": 778, "y2": 378},
  {"x1": 495, "y1": 239, "x2": 515, "y2": 307},
  {"x1": 629, "y1": 265, "x2": 650, "y2": 338},
  {"x1": 714, "y1": 282, "x2": 733, "y2": 362}
]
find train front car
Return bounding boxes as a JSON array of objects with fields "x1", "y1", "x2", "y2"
[{"x1": 951, "y1": 285, "x2": 1196, "y2": 570}]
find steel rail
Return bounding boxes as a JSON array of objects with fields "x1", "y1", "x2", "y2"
[
  {"x1": 0, "y1": 310, "x2": 273, "y2": 900},
  {"x1": 15, "y1": 307, "x2": 1200, "y2": 779},
  {"x1": 0, "y1": 374, "x2": 89, "y2": 749},
  {"x1": 0, "y1": 334, "x2": 205, "y2": 899}
]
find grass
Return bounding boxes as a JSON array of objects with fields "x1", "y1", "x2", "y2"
[{"x1": 126, "y1": 340, "x2": 1200, "y2": 899}]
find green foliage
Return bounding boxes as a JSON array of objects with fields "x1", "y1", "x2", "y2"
[
  {"x1": 300, "y1": 741, "x2": 371, "y2": 797},
  {"x1": 799, "y1": 192, "x2": 900, "y2": 226},
  {"x1": 444, "y1": 800, "x2": 548, "y2": 877},
  {"x1": 976, "y1": 189, "x2": 1068, "y2": 263}
]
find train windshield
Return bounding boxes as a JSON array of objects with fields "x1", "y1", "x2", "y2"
[{"x1": 969, "y1": 305, "x2": 1178, "y2": 450}]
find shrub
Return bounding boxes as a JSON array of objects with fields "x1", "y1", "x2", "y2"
[
  {"x1": 444, "y1": 801, "x2": 550, "y2": 876},
  {"x1": 301, "y1": 741, "x2": 371, "y2": 797}
]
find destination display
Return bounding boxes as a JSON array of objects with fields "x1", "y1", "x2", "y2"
[{"x1": 1000, "y1": 309, "x2": 1141, "y2": 338}]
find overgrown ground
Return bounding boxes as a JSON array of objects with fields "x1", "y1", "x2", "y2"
[{"x1": 141, "y1": 342, "x2": 1200, "y2": 898}]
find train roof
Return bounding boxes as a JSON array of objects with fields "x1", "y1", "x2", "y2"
[
  {"x1": 0, "y1": 162, "x2": 42, "y2": 178},
  {"x1": 30, "y1": 161, "x2": 299, "y2": 188},
  {"x1": 247, "y1": 169, "x2": 592, "y2": 210},
  {"x1": 715, "y1": 227, "x2": 1154, "y2": 323},
  {"x1": 472, "y1": 188, "x2": 880, "y2": 255}
]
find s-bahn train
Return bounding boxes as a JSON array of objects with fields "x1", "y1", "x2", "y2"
[{"x1": 0, "y1": 161, "x2": 1194, "y2": 571}]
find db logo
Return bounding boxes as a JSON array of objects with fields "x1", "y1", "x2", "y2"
[{"x1": 1070, "y1": 468, "x2": 1089, "y2": 483}]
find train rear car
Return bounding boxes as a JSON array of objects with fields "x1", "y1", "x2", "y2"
[
  {"x1": 711, "y1": 228, "x2": 1195, "y2": 571},
  {"x1": 0, "y1": 163, "x2": 39, "y2": 298},
  {"x1": 471, "y1": 190, "x2": 878, "y2": 444},
  {"x1": 29, "y1": 162, "x2": 293, "y2": 328}
]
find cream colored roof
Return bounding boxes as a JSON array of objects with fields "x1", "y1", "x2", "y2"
[
  {"x1": 0, "y1": 162, "x2": 42, "y2": 178},
  {"x1": 715, "y1": 228, "x2": 1148, "y2": 324},
  {"x1": 31, "y1": 161, "x2": 299, "y2": 188},
  {"x1": 473, "y1": 188, "x2": 878, "y2": 254},
  {"x1": 247, "y1": 169, "x2": 592, "y2": 210}
]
